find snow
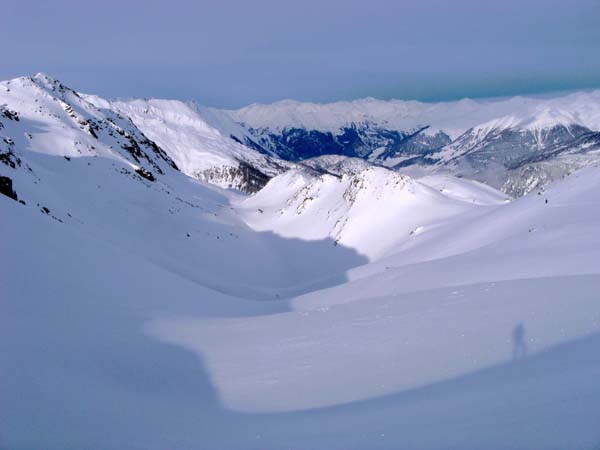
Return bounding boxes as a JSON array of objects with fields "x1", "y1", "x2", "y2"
[
  {"x1": 418, "y1": 174, "x2": 511, "y2": 205},
  {"x1": 1, "y1": 74, "x2": 132, "y2": 162},
  {"x1": 225, "y1": 89, "x2": 600, "y2": 139},
  {"x1": 149, "y1": 166, "x2": 600, "y2": 424},
  {"x1": 2, "y1": 73, "x2": 600, "y2": 450},
  {"x1": 84, "y1": 96, "x2": 286, "y2": 188},
  {"x1": 238, "y1": 166, "x2": 509, "y2": 259},
  {"x1": 299, "y1": 154, "x2": 378, "y2": 175},
  {"x1": 153, "y1": 276, "x2": 600, "y2": 413}
]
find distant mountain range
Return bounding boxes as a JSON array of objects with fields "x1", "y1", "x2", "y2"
[
  {"x1": 2, "y1": 73, "x2": 600, "y2": 197},
  {"x1": 218, "y1": 92, "x2": 600, "y2": 196}
]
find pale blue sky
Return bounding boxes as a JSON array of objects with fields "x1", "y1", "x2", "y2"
[{"x1": 2, "y1": 0, "x2": 599, "y2": 107}]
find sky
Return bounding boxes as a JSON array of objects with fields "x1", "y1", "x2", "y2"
[{"x1": 2, "y1": 0, "x2": 599, "y2": 108}]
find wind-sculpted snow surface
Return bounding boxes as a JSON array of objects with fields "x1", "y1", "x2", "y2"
[
  {"x1": 2, "y1": 74, "x2": 600, "y2": 450},
  {"x1": 151, "y1": 166, "x2": 600, "y2": 426}
]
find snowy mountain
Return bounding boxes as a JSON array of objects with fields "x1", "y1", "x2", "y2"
[
  {"x1": 295, "y1": 154, "x2": 380, "y2": 176},
  {"x1": 3, "y1": 72, "x2": 600, "y2": 450},
  {"x1": 84, "y1": 96, "x2": 291, "y2": 193},
  {"x1": 431, "y1": 106, "x2": 600, "y2": 195},
  {"x1": 0, "y1": 73, "x2": 178, "y2": 182},
  {"x1": 0, "y1": 74, "x2": 368, "y2": 300},
  {"x1": 228, "y1": 92, "x2": 600, "y2": 140},
  {"x1": 8, "y1": 73, "x2": 597, "y2": 197},
  {"x1": 218, "y1": 91, "x2": 600, "y2": 195},
  {"x1": 4, "y1": 126, "x2": 600, "y2": 448},
  {"x1": 238, "y1": 166, "x2": 509, "y2": 259}
]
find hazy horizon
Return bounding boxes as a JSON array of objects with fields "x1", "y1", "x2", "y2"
[{"x1": 2, "y1": 0, "x2": 599, "y2": 108}]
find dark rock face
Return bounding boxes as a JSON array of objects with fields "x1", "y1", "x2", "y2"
[
  {"x1": 233, "y1": 119, "x2": 600, "y2": 197},
  {"x1": 0, "y1": 149, "x2": 21, "y2": 169},
  {"x1": 230, "y1": 134, "x2": 270, "y2": 156},
  {"x1": 236, "y1": 162, "x2": 271, "y2": 192},
  {"x1": 0, "y1": 175, "x2": 18, "y2": 201},
  {"x1": 242, "y1": 123, "x2": 451, "y2": 163},
  {"x1": 28, "y1": 74, "x2": 179, "y2": 178},
  {"x1": 135, "y1": 167, "x2": 156, "y2": 182},
  {"x1": 528, "y1": 130, "x2": 600, "y2": 163},
  {"x1": 244, "y1": 122, "x2": 600, "y2": 174},
  {"x1": 377, "y1": 128, "x2": 452, "y2": 167},
  {"x1": 1, "y1": 106, "x2": 19, "y2": 122},
  {"x1": 447, "y1": 125, "x2": 596, "y2": 170},
  {"x1": 436, "y1": 125, "x2": 600, "y2": 193},
  {"x1": 194, "y1": 162, "x2": 271, "y2": 194}
]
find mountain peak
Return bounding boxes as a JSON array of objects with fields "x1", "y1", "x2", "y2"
[
  {"x1": 31, "y1": 72, "x2": 64, "y2": 89},
  {"x1": 33, "y1": 71, "x2": 57, "y2": 81}
]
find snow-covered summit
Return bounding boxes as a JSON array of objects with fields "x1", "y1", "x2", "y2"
[
  {"x1": 298, "y1": 154, "x2": 380, "y2": 176},
  {"x1": 0, "y1": 72, "x2": 293, "y2": 193},
  {"x1": 226, "y1": 90, "x2": 600, "y2": 138},
  {"x1": 86, "y1": 97, "x2": 290, "y2": 192},
  {"x1": 238, "y1": 166, "x2": 508, "y2": 259},
  {"x1": 1, "y1": 73, "x2": 177, "y2": 177},
  {"x1": 212, "y1": 89, "x2": 600, "y2": 196}
]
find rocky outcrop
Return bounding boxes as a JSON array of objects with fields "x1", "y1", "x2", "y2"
[
  {"x1": 193, "y1": 162, "x2": 271, "y2": 193},
  {"x1": 242, "y1": 123, "x2": 451, "y2": 163},
  {"x1": 0, "y1": 175, "x2": 18, "y2": 201}
]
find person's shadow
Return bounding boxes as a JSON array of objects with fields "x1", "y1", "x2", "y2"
[{"x1": 512, "y1": 323, "x2": 528, "y2": 360}]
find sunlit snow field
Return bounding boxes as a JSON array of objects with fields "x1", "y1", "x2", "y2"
[{"x1": 2, "y1": 74, "x2": 600, "y2": 450}]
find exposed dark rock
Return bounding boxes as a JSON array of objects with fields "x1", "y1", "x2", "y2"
[
  {"x1": 440, "y1": 125, "x2": 600, "y2": 193},
  {"x1": 79, "y1": 119, "x2": 99, "y2": 139},
  {"x1": 448, "y1": 125, "x2": 595, "y2": 170},
  {"x1": 135, "y1": 167, "x2": 156, "y2": 182},
  {"x1": 0, "y1": 106, "x2": 19, "y2": 121},
  {"x1": 243, "y1": 123, "x2": 450, "y2": 163},
  {"x1": 0, "y1": 150, "x2": 21, "y2": 168},
  {"x1": 138, "y1": 133, "x2": 179, "y2": 171},
  {"x1": 0, "y1": 175, "x2": 18, "y2": 201},
  {"x1": 194, "y1": 162, "x2": 271, "y2": 193}
]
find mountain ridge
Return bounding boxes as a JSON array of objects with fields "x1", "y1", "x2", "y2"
[
  {"x1": 212, "y1": 88, "x2": 600, "y2": 195},
  {"x1": 3, "y1": 72, "x2": 600, "y2": 199}
]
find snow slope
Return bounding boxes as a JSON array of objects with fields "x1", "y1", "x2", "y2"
[
  {"x1": 0, "y1": 74, "x2": 366, "y2": 299},
  {"x1": 152, "y1": 166, "x2": 600, "y2": 430},
  {"x1": 2, "y1": 74, "x2": 600, "y2": 450},
  {"x1": 0, "y1": 73, "x2": 177, "y2": 176},
  {"x1": 238, "y1": 166, "x2": 509, "y2": 259},
  {"x1": 418, "y1": 174, "x2": 511, "y2": 205},
  {"x1": 84, "y1": 96, "x2": 289, "y2": 192}
]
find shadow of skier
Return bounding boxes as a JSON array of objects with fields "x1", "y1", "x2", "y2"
[{"x1": 512, "y1": 323, "x2": 528, "y2": 360}]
